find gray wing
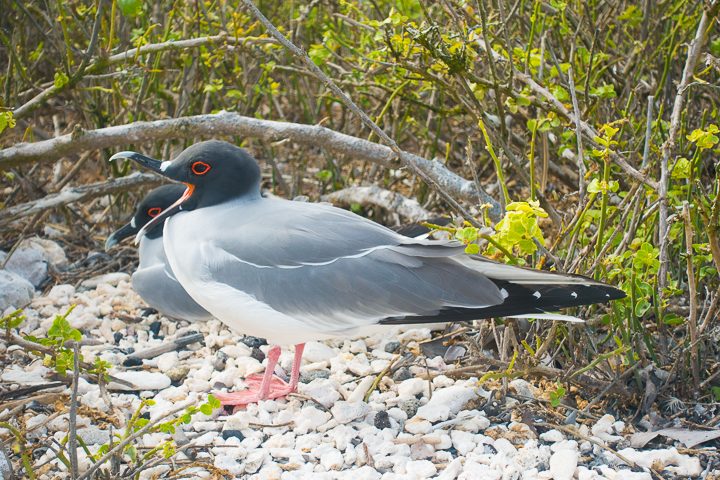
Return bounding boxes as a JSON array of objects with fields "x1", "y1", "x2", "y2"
[{"x1": 193, "y1": 199, "x2": 504, "y2": 332}]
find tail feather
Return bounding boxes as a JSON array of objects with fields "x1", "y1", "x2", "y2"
[{"x1": 379, "y1": 275, "x2": 625, "y2": 325}]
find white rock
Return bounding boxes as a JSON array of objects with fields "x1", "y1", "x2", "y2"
[
  {"x1": 460, "y1": 461, "x2": 500, "y2": 480},
  {"x1": 303, "y1": 341, "x2": 337, "y2": 363},
  {"x1": 320, "y1": 448, "x2": 344, "y2": 470},
  {"x1": 294, "y1": 406, "x2": 332, "y2": 435},
  {"x1": 615, "y1": 447, "x2": 701, "y2": 477},
  {"x1": 347, "y1": 376, "x2": 376, "y2": 403},
  {"x1": 436, "y1": 457, "x2": 463, "y2": 480},
  {"x1": 214, "y1": 453, "x2": 244, "y2": 475},
  {"x1": 540, "y1": 429, "x2": 564, "y2": 443},
  {"x1": 20, "y1": 237, "x2": 68, "y2": 267},
  {"x1": 416, "y1": 385, "x2": 478, "y2": 422},
  {"x1": 347, "y1": 465, "x2": 381, "y2": 480},
  {"x1": 156, "y1": 352, "x2": 179, "y2": 373},
  {"x1": 397, "y1": 378, "x2": 429, "y2": 399},
  {"x1": 300, "y1": 378, "x2": 341, "y2": 408},
  {"x1": 81, "y1": 272, "x2": 130, "y2": 289},
  {"x1": 0, "y1": 269, "x2": 34, "y2": 310},
  {"x1": 107, "y1": 371, "x2": 171, "y2": 391},
  {"x1": 76, "y1": 426, "x2": 110, "y2": 445},
  {"x1": 405, "y1": 460, "x2": 437, "y2": 479},
  {"x1": 405, "y1": 418, "x2": 432, "y2": 434},
  {"x1": 509, "y1": 379, "x2": 536, "y2": 398},
  {"x1": 549, "y1": 448, "x2": 578, "y2": 480},
  {"x1": 331, "y1": 401, "x2": 370, "y2": 424},
  {"x1": 451, "y1": 430, "x2": 476, "y2": 455},
  {"x1": 2, "y1": 364, "x2": 49, "y2": 385},
  {"x1": 592, "y1": 414, "x2": 621, "y2": 442},
  {"x1": 2, "y1": 247, "x2": 47, "y2": 287}
]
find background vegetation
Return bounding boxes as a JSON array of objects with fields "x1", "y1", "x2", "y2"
[{"x1": 1, "y1": 0, "x2": 719, "y2": 418}]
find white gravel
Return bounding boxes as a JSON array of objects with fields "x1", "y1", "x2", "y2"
[{"x1": 0, "y1": 274, "x2": 715, "y2": 479}]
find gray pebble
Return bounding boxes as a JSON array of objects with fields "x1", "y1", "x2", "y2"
[
  {"x1": 392, "y1": 367, "x2": 413, "y2": 382},
  {"x1": 400, "y1": 398, "x2": 421, "y2": 418},
  {"x1": 384, "y1": 341, "x2": 401, "y2": 354},
  {"x1": 300, "y1": 370, "x2": 331, "y2": 383}
]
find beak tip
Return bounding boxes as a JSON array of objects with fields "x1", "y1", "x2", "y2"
[{"x1": 109, "y1": 151, "x2": 135, "y2": 162}]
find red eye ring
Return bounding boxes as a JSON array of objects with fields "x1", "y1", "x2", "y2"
[
  {"x1": 191, "y1": 161, "x2": 211, "y2": 175},
  {"x1": 147, "y1": 207, "x2": 162, "y2": 217}
]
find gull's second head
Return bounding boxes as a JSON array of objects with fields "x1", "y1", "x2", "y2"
[{"x1": 105, "y1": 184, "x2": 186, "y2": 250}]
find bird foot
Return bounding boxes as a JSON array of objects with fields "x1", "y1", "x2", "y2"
[{"x1": 214, "y1": 374, "x2": 296, "y2": 407}]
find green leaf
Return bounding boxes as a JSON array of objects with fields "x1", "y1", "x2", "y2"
[
  {"x1": 207, "y1": 394, "x2": 221, "y2": 409},
  {"x1": 464, "y1": 243, "x2": 480, "y2": 255},
  {"x1": 0, "y1": 112, "x2": 16, "y2": 135},
  {"x1": 309, "y1": 44, "x2": 331, "y2": 65},
  {"x1": 118, "y1": 0, "x2": 143, "y2": 17},
  {"x1": 315, "y1": 170, "x2": 333, "y2": 182},
  {"x1": 199, "y1": 403, "x2": 213, "y2": 415},
  {"x1": 671, "y1": 157, "x2": 691, "y2": 179},
  {"x1": 54, "y1": 71, "x2": 69, "y2": 89}
]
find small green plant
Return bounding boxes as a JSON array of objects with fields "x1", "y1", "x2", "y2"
[
  {"x1": 485, "y1": 201, "x2": 548, "y2": 262},
  {"x1": 549, "y1": 384, "x2": 566, "y2": 408}
]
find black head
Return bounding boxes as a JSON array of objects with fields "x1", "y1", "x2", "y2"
[
  {"x1": 109, "y1": 140, "x2": 262, "y2": 240},
  {"x1": 105, "y1": 184, "x2": 186, "y2": 250}
]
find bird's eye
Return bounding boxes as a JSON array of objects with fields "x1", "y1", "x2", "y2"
[
  {"x1": 191, "y1": 161, "x2": 211, "y2": 176},
  {"x1": 147, "y1": 207, "x2": 162, "y2": 217}
]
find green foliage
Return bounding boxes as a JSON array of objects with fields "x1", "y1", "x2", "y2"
[
  {"x1": 0, "y1": 112, "x2": 16, "y2": 135},
  {"x1": 486, "y1": 201, "x2": 548, "y2": 261},
  {"x1": 549, "y1": 385, "x2": 566, "y2": 408}
]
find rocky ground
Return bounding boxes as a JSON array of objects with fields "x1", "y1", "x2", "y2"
[{"x1": 0, "y1": 238, "x2": 717, "y2": 479}]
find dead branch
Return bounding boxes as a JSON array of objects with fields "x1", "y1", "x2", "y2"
[
  {"x1": 657, "y1": 2, "x2": 717, "y2": 295},
  {"x1": 0, "y1": 112, "x2": 499, "y2": 217},
  {"x1": 321, "y1": 185, "x2": 431, "y2": 222},
  {"x1": 0, "y1": 172, "x2": 160, "y2": 225}
]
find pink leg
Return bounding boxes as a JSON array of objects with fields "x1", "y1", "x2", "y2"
[{"x1": 214, "y1": 343, "x2": 305, "y2": 407}]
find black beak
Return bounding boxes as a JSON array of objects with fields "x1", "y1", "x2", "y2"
[
  {"x1": 105, "y1": 222, "x2": 138, "y2": 250},
  {"x1": 109, "y1": 151, "x2": 165, "y2": 172}
]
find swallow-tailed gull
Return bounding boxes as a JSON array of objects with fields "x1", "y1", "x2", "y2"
[{"x1": 110, "y1": 140, "x2": 625, "y2": 405}]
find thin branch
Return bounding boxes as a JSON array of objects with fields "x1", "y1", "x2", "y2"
[
  {"x1": 321, "y1": 185, "x2": 431, "y2": 222},
  {"x1": 657, "y1": 2, "x2": 716, "y2": 295},
  {"x1": 68, "y1": 342, "x2": 80, "y2": 479},
  {"x1": 240, "y1": 0, "x2": 495, "y2": 225},
  {"x1": 0, "y1": 172, "x2": 161, "y2": 225},
  {"x1": 12, "y1": 34, "x2": 276, "y2": 120},
  {"x1": 0, "y1": 112, "x2": 500, "y2": 218},
  {"x1": 567, "y1": 65, "x2": 586, "y2": 201}
]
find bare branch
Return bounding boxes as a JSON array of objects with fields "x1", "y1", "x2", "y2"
[
  {"x1": 658, "y1": 2, "x2": 717, "y2": 294},
  {"x1": 0, "y1": 112, "x2": 499, "y2": 218},
  {"x1": 322, "y1": 185, "x2": 431, "y2": 222},
  {"x1": 0, "y1": 172, "x2": 160, "y2": 225}
]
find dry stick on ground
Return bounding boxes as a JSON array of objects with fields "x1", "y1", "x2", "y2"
[
  {"x1": 657, "y1": 2, "x2": 717, "y2": 299},
  {"x1": 321, "y1": 185, "x2": 431, "y2": 222},
  {"x1": 0, "y1": 113, "x2": 499, "y2": 218},
  {"x1": 11, "y1": 34, "x2": 276, "y2": 120},
  {"x1": 239, "y1": 0, "x2": 496, "y2": 226},
  {"x1": 0, "y1": 172, "x2": 161, "y2": 225}
]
